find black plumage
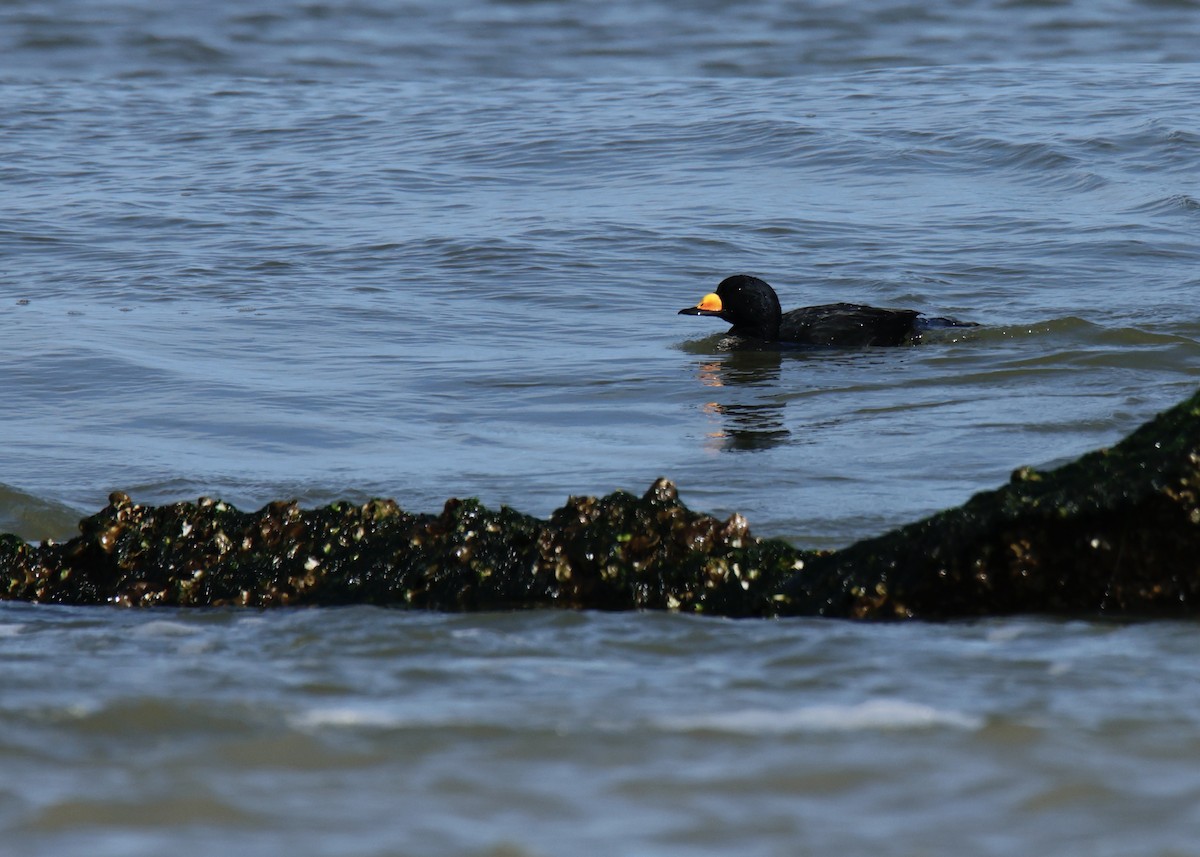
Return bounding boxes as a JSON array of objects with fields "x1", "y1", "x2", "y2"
[{"x1": 678, "y1": 274, "x2": 975, "y2": 347}]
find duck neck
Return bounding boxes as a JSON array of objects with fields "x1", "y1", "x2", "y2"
[{"x1": 729, "y1": 292, "x2": 781, "y2": 341}]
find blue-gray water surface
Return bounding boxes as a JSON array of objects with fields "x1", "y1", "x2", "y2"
[{"x1": 3, "y1": 2, "x2": 1200, "y2": 855}]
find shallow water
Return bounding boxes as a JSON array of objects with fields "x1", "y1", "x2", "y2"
[
  {"x1": 4, "y1": 1, "x2": 1200, "y2": 855},
  {"x1": 5, "y1": 605, "x2": 1200, "y2": 857}
]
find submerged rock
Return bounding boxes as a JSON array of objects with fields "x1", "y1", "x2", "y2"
[{"x1": 4, "y1": 388, "x2": 1200, "y2": 619}]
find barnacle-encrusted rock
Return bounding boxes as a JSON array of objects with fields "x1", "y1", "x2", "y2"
[
  {"x1": 0, "y1": 478, "x2": 806, "y2": 615},
  {"x1": 4, "y1": 388, "x2": 1200, "y2": 619}
]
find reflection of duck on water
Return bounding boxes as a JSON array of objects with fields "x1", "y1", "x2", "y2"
[
  {"x1": 694, "y1": 353, "x2": 791, "y2": 451},
  {"x1": 679, "y1": 274, "x2": 977, "y2": 347}
]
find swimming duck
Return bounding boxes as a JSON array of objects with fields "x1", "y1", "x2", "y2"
[{"x1": 678, "y1": 274, "x2": 976, "y2": 347}]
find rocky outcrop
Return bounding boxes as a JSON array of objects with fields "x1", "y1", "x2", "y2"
[
  {"x1": 0, "y1": 480, "x2": 806, "y2": 615},
  {"x1": 5, "y1": 389, "x2": 1200, "y2": 619}
]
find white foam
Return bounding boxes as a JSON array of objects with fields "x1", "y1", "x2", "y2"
[
  {"x1": 658, "y1": 699, "x2": 983, "y2": 734},
  {"x1": 289, "y1": 706, "x2": 406, "y2": 730}
]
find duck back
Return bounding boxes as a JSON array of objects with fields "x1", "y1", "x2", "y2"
[{"x1": 778, "y1": 303, "x2": 920, "y2": 347}]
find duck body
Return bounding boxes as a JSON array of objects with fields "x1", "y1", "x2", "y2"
[{"x1": 678, "y1": 274, "x2": 976, "y2": 347}]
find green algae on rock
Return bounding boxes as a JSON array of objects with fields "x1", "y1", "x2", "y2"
[{"x1": 4, "y1": 388, "x2": 1200, "y2": 619}]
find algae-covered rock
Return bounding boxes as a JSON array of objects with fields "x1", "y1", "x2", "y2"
[
  {"x1": 781, "y1": 388, "x2": 1200, "y2": 618},
  {"x1": 4, "y1": 388, "x2": 1200, "y2": 619}
]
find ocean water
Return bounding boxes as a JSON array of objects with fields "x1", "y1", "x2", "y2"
[{"x1": 4, "y1": 1, "x2": 1200, "y2": 855}]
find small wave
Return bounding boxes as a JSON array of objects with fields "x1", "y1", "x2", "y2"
[
  {"x1": 943, "y1": 134, "x2": 1106, "y2": 189},
  {"x1": 122, "y1": 33, "x2": 231, "y2": 65},
  {"x1": 657, "y1": 699, "x2": 983, "y2": 734},
  {"x1": 974, "y1": 316, "x2": 1200, "y2": 349},
  {"x1": 0, "y1": 483, "x2": 83, "y2": 542},
  {"x1": 1129, "y1": 193, "x2": 1200, "y2": 215},
  {"x1": 131, "y1": 619, "x2": 204, "y2": 638}
]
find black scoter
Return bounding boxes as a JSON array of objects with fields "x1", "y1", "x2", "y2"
[{"x1": 678, "y1": 274, "x2": 976, "y2": 347}]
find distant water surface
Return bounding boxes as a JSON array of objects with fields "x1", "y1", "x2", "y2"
[
  {"x1": 4, "y1": 2, "x2": 1200, "y2": 856},
  {"x1": 2, "y1": 0, "x2": 1199, "y2": 77}
]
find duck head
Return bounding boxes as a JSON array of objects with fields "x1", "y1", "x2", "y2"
[{"x1": 678, "y1": 275, "x2": 783, "y2": 341}]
